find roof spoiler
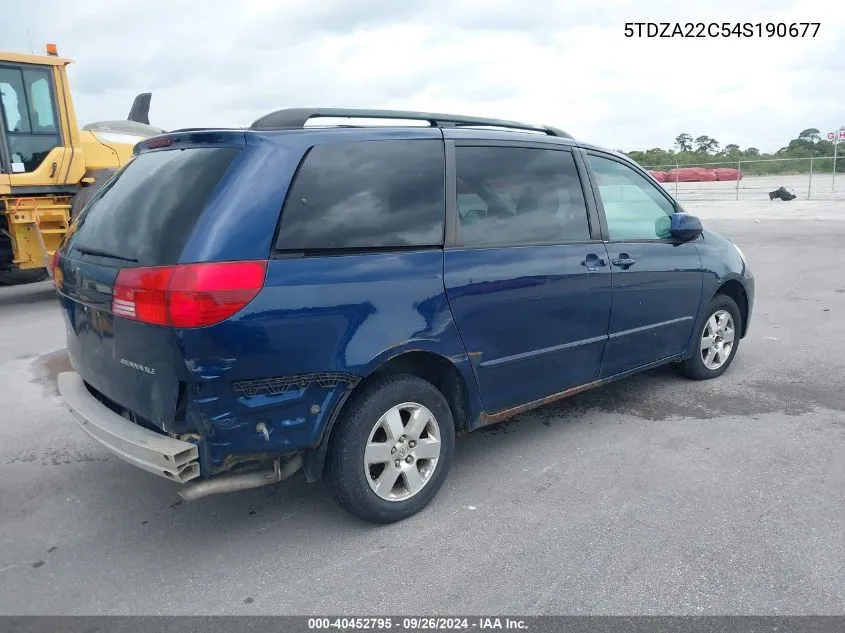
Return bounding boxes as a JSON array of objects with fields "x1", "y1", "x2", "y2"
[{"x1": 127, "y1": 93, "x2": 152, "y2": 125}]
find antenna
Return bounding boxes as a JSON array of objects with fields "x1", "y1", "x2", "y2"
[{"x1": 26, "y1": 28, "x2": 34, "y2": 54}]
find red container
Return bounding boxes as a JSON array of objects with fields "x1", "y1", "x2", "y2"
[
  {"x1": 713, "y1": 168, "x2": 743, "y2": 181},
  {"x1": 665, "y1": 167, "x2": 702, "y2": 182}
]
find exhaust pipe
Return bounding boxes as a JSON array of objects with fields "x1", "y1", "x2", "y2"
[{"x1": 177, "y1": 454, "x2": 302, "y2": 502}]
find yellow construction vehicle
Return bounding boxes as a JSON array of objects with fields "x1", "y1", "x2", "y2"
[{"x1": 0, "y1": 43, "x2": 164, "y2": 285}]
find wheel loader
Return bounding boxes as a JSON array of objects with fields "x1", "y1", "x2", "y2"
[{"x1": 0, "y1": 43, "x2": 164, "y2": 285}]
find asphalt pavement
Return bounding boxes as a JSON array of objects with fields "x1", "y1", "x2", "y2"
[{"x1": 0, "y1": 201, "x2": 843, "y2": 615}]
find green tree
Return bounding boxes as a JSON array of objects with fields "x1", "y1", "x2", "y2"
[
  {"x1": 622, "y1": 127, "x2": 845, "y2": 175},
  {"x1": 787, "y1": 138, "x2": 814, "y2": 153},
  {"x1": 674, "y1": 133, "x2": 693, "y2": 152},
  {"x1": 798, "y1": 128, "x2": 821, "y2": 143},
  {"x1": 816, "y1": 139, "x2": 834, "y2": 156},
  {"x1": 694, "y1": 135, "x2": 719, "y2": 154},
  {"x1": 644, "y1": 147, "x2": 669, "y2": 164}
]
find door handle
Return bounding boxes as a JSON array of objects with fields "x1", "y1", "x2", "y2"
[
  {"x1": 611, "y1": 255, "x2": 636, "y2": 269},
  {"x1": 581, "y1": 253, "x2": 607, "y2": 271}
]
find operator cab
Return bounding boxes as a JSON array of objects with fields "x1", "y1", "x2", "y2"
[{"x1": 0, "y1": 53, "x2": 62, "y2": 175}]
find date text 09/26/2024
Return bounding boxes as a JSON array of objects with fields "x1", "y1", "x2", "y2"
[{"x1": 624, "y1": 22, "x2": 820, "y2": 38}]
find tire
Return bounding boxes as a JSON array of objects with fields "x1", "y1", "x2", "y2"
[
  {"x1": 70, "y1": 185, "x2": 99, "y2": 219},
  {"x1": 70, "y1": 169, "x2": 114, "y2": 219},
  {"x1": 674, "y1": 294, "x2": 742, "y2": 380},
  {"x1": 0, "y1": 268, "x2": 49, "y2": 286},
  {"x1": 325, "y1": 374, "x2": 455, "y2": 524}
]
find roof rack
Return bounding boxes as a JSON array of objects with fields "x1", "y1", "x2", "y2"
[{"x1": 249, "y1": 108, "x2": 573, "y2": 139}]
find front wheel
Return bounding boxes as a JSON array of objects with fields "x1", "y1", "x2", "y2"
[
  {"x1": 674, "y1": 294, "x2": 742, "y2": 380},
  {"x1": 325, "y1": 374, "x2": 455, "y2": 524}
]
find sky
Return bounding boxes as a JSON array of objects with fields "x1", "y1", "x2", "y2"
[{"x1": 2, "y1": 0, "x2": 843, "y2": 153}]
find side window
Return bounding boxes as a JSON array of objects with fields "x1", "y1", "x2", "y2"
[
  {"x1": 0, "y1": 67, "x2": 29, "y2": 133},
  {"x1": 587, "y1": 153, "x2": 675, "y2": 240},
  {"x1": 455, "y1": 146, "x2": 591, "y2": 247},
  {"x1": 276, "y1": 139, "x2": 445, "y2": 250},
  {"x1": 24, "y1": 69, "x2": 58, "y2": 132}
]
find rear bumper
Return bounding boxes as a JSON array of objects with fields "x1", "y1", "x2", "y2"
[{"x1": 57, "y1": 371, "x2": 200, "y2": 483}]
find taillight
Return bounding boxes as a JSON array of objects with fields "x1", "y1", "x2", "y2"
[{"x1": 112, "y1": 261, "x2": 267, "y2": 328}]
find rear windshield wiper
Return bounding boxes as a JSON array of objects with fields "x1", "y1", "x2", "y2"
[{"x1": 74, "y1": 245, "x2": 139, "y2": 263}]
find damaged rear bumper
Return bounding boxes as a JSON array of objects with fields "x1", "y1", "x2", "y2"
[{"x1": 57, "y1": 371, "x2": 201, "y2": 483}]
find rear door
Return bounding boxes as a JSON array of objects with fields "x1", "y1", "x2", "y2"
[
  {"x1": 56, "y1": 143, "x2": 243, "y2": 431},
  {"x1": 443, "y1": 139, "x2": 611, "y2": 414},
  {"x1": 581, "y1": 149, "x2": 704, "y2": 377}
]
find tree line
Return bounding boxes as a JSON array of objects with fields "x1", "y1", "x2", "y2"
[{"x1": 624, "y1": 128, "x2": 845, "y2": 175}]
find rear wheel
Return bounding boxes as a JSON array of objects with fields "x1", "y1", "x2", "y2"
[
  {"x1": 674, "y1": 294, "x2": 742, "y2": 380},
  {"x1": 325, "y1": 374, "x2": 455, "y2": 523}
]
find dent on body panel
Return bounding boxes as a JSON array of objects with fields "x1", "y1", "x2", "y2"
[
  {"x1": 184, "y1": 357, "x2": 238, "y2": 380},
  {"x1": 185, "y1": 367, "x2": 353, "y2": 474}
]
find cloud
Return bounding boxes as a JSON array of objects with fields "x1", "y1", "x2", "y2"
[{"x1": 3, "y1": 0, "x2": 843, "y2": 152}]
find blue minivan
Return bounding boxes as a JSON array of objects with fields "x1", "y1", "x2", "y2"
[{"x1": 53, "y1": 108, "x2": 754, "y2": 523}]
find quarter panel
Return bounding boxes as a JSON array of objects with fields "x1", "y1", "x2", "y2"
[{"x1": 176, "y1": 251, "x2": 475, "y2": 472}]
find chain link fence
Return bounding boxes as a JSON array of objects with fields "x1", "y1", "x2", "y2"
[{"x1": 642, "y1": 157, "x2": 845, "y2": 201}]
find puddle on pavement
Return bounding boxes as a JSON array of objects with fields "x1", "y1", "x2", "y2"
[
  {"x1": 29, "y1": 348, "x2": 72, "y2": 397},
  {"x1": 477, "y1": 368, "x2": 845, "y2": 430}
]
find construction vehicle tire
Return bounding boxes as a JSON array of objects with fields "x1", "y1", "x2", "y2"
[
  {"x1": 70, "y1": 169, "x2": 114, "y2": 218},
  {"x1": 0, "y1": 268, "x2": 50, "y2": 286}
]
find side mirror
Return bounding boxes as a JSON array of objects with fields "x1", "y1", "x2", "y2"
[{"x1": 669, "y1": 213, "x2": 703, "y2": 241}]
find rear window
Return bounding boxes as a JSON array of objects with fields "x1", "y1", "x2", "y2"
[
  {"x1": 66, "y1": 147, "x2": 240, "y2": 266},
  {"x1": 275, "y1": 139, "x2": 445, "y2": 251}
]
